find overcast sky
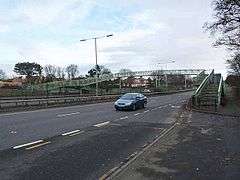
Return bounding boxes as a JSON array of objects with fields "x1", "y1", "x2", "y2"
[{"x1": 0, "y1": 0, "x2": 228, "y2": 77}]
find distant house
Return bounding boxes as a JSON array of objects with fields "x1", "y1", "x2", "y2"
[
  {"x1": 123, "y1": 77, "x2": 149, "y2": 87},
  {"x1": 0, "y1": 77, "x2": 25, "y2": 88}
]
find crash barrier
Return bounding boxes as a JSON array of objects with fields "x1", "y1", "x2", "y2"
[{"x1": 0, "y1": 89, "x2": 194, "y2": 110}]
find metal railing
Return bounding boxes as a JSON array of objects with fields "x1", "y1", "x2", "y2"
[
  {"x1": 192, "y1": 70, "x2": 225, "y2": 111},
  {"x1": 192, "y1": 69, "x2": 214, "y2": 106},
  {"x1": 217, "y1": 76, "x2": 223, "y2": 107},
  {"x1": 27, "y1": 69, "x2": 205, "y2": 91},
  {"x1": 0, "y1": 89, "x2": 194, "y2": 110}
]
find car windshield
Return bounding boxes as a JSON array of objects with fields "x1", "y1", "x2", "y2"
[{"x1": 121, "y1": 94, "x2": 137, "y2": 100}]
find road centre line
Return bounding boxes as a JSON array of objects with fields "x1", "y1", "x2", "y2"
[
  {"x1": 94, "y1": 121, "x2": 110, "y2": 127},
  {"x1": 134, "y1": 113, "x2": 141, "y2": 116},
  {"x1": 69, "y1": 131, "x2": 84, "y2": 137},
  {"x1": 62, "y1": 129, "x2": 80, "y2": 136},
  {"x1": 144, "y1": 110, "x2": 150, "y2": 113},
  {"x1": 57, "y1": 112, "x2": 80, "y2": 117},
  {"x1": 120, "y1": 116, "x2": 128, "y2": 120},
  {"x1": 26, "y1": 141, "x2": 51, "y2": 150},
  {"x1": 13, "y1": 140, "x2": 44, "y2": 149}
]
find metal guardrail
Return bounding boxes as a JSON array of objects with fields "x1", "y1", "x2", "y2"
[
  {"x1": 192, "y1": 69, "x2": 214, "y2": 106},
  {"x1": 217, "y1": 76, "x2": 223, "y2": 107},
  {"x1": 0, "y1": 89, "x2": 194, "y2": 110},
  {"x1": 192, "y1": 70, "x2": 224, "y2": 111}
]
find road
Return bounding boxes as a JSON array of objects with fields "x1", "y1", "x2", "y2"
[{"x1": 0, "y1": 92, "x2": 192, "y2": 180}]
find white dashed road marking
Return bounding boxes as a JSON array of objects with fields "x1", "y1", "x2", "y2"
[
  {"x1": 62, "y1": 129, "x2": 81, "y2": 136},
  {"x1": 13, "y1": 140, "x2": 44, "y2": 149},
  {"x1": 120, "y1": 116, "x2": 128, "y2": 120},
  {"x1": 134, "y1": 113, "x2": 141, "y2": 116},
  {"x1": 69, "y1": 131, "x2": 84, "y2": 137},
  {"x1": 57, "y1": 112, "x2": 80, "y2": 117},
  {"x1": 94, "y1": 121, "x2": 110, "y2": 127},
  {"x1": 171, "y1": 105, "x2": 181, "y2": 108},
  {"x1": 144, "y1": 110, "x2": 150, "y2": 113}
]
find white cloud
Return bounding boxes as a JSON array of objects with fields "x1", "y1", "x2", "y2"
[
  {"x1": 0, "y1": 0, "x2": 228, "y2": 77},
  {"x1": 0, "y1": 24, "x2": 9, "y2": 33},
  {"x1": 4, "y1": 0, "x2": 95, "y2": 27}
]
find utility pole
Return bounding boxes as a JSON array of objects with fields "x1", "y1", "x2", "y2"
[
  {"x1": 184, "y1": 75, "x2": 187, "y2": 89},
  {"x1": 158, "y1": 60, "x2": 175, "y2": 90},
  {"x1": 94, "y1": 38, "x2": 99, "y2": 96},
  {"x1": 80, "y1": 34, "x2": 113, "y2": 96}
]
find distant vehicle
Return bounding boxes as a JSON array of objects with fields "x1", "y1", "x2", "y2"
[
  {"x1": 114, "y1": 93, "x2": 147, "y2": 111},
  {"x1": 143, "y1": 89, "x2": 151, "y2": 93}
]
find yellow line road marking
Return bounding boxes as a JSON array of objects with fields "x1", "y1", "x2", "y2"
[
  {"x1": 26, "y1": 141, "x2": 51, "y2": 150},
  {"x1": 99, "y1": 166, "x2": 119, "y2": 180}
]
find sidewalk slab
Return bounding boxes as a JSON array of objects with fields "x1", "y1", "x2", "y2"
[{"x1": 113, "y1": 110, "x2": 240, "y2": 180}]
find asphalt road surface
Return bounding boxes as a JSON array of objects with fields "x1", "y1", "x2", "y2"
[{"x1": 0, "y1": 92, "x2": 192, "y2": 180}]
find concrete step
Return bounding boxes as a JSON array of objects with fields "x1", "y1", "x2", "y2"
[
  {"x1": 203, "y1": 88, "x2": 218, "y2": 91},
  {"x1": 201, "y1": 92, "x2": 218, "y2": 95}
]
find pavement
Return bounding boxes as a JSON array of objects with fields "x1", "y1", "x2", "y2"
[
  {"x1": 113, "y1": 99, "x2": 240, "y2": 179},
  {"x1": 0, "y1": 91, "x2": 191, "y2": 180}
]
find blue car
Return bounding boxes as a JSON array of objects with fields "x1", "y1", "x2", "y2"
[{"x1": 114, "y1": 93, "x2": 147, "y2": 111}]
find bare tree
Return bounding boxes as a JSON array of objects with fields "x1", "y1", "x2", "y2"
[
  {"x1": 56, "y1": 66, "x2": 65, "y2": 79},
  {"x1": 0, "y1": 69, "x2": 6, "y2": 80},
  {"x1": 65, "y1": 64, "x2": 78, "y2": 79},
  {"x1": 44, "y1": 65, "x2": 57, "y2": 81},
  {"x1": 227, "y1": 53, "x2": 240, "y2": 75},
  {"x1": 119, "y1": 68, "x2": 133, "y2": 74},
  {"x1": 204, "y1": 0, "x2": 240, "y2": 51},
  {"x1": 204, "y1": 0, "x2": 240, "y2": 74}
]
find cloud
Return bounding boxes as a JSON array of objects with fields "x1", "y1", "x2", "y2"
[
  {"x1": 0, "y1": 24, "x2": 9, "y2": 33},
  {"x1": 0, "y1": 0, "x2": 96, "y2": 28},
  {"x1": 0, "y1": 0, "x2": 228, "y2": 77}
]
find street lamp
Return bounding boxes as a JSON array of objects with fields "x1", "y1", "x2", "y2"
[
  {"x1": 157, "y1": 60, "x2": 175, "y2": 89},
  {"x1": 158, "y1": 60, "x2": 175, "y2": 70},
  {"x1": 80, "y1": 34, "x2": 113, "y2": 96}
]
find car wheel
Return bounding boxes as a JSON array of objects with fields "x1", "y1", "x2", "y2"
[
  {"x1": 142, "y1": 102, "x2": 145, "y2": 109},
  {"x1": 132, "y1": 104, "x2": 136, "y2": 111},
  {"x1": 144, "y1": 102, "x2": 147, "y2": 108}
]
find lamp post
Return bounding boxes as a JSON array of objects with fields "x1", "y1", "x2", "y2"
[
  {"x1": 157, "y1": 60, "x2": 175, "y2": 89},
  {"x1": 80, "y1": 34, "x2": 113, "y2": 96}
]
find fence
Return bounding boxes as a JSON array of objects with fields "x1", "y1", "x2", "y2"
[{"x1": 0, "y1": 89, "x2": 194, "y2": 110}]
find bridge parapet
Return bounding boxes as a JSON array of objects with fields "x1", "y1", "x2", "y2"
[
  {"x1": 27, "y1": 69, "x2": 205, "y2": 91},
  {"x1": 192, "y1": 70, "x2": 224, "y2": 111}
]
